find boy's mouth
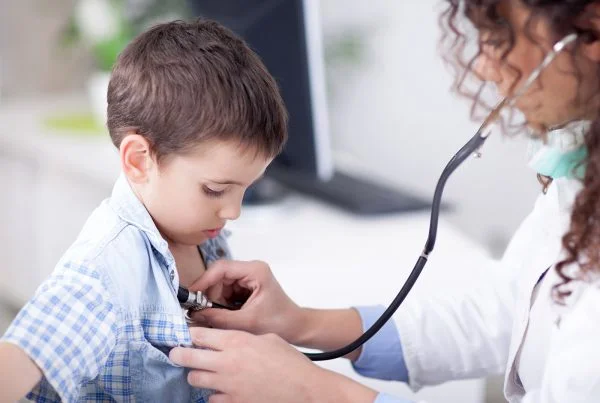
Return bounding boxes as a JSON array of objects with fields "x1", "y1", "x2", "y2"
[{"x1": 203, "y1": 227, "x2": 223, "y2": 239}]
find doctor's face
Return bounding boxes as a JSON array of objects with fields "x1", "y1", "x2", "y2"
[{"x1": 470, "y1": 0, "x2": 600, "y2": 133}]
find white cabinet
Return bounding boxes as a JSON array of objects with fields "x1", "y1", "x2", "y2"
[
  {"x1": 0, "y1": 151, "x2": 39, "y2": 303},
  {"x1": 0, "y1": 95, "x2": 119, "y2": 306},
  {"x1": 34, "y1": 165, "x2": 113, "y2": 286}
]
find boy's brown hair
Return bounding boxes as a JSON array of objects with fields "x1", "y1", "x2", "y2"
[{"x1": 107, "y1": 19, "x2": 288, "y2": 161}]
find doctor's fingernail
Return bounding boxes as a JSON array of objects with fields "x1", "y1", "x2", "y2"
[{"x1": 169, "y1": 347, "x2": 182, "y2": 362}]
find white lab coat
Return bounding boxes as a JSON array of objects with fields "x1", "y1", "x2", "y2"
[{"x1": 394, "y1": 176, "x2": 600, "y2": 402}]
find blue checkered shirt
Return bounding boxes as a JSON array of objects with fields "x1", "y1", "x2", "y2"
[{"x1": 2, "y1": 174, "x2": 231, "y2": 402}]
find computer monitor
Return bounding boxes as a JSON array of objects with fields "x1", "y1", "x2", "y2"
[
  {"x1": 189, "y1": 0, "x2": 332, "y2": 179},
  {"x1": 190, "y1": 0, "x2": 429, "y2": 215}
]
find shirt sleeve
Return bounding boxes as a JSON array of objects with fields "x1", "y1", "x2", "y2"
[
  {"x1": 352, "y1": 305, "x2": 409, "y2": 382},
  {"x1": 1, "y1": 261, "x2": 118, "y2": 402}
]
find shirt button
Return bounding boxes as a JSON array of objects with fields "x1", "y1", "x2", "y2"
[
  {"x1": 217, "y1": 248, "x2": 225, "y2": 257},
  {"x1": 170, "y1": 271, "x2": 175, "y2": 281}
]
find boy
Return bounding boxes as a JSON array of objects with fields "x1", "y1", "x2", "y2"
[{"x1": 0, "y1": 19, "x2": 287, "y2": 402}]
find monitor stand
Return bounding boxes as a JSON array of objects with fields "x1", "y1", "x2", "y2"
[
  {"x1": 242, "y1": 176, "x2": 289, "y2": 205},
  {"x1": 265, "y1": 168, "x2": 431, "y2": 215}
]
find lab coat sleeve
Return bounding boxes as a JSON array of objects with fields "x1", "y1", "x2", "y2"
[
  {"x1": 374, "y1": 393, "x2": 415, "y2": 403},
  {"x1": 521, "y1": 286, "x2": 600, "y2": 403},
  {"x1": 394, "y1": 259, "x2": 516, "y2": 391},
  {"x1": 353, "y1": 305, "x2": 409, "y2": 382}
]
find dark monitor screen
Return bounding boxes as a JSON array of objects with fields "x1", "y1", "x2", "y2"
[{"x1": 189, "y1": 0, "x2": 333, "y2": 180}]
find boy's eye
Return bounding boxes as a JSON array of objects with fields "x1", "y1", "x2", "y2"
[{"x1": 202, "y1": 185, "x2": 226, "y2": 198}]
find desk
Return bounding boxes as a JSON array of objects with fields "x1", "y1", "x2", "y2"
[{"x1": 0, "y1": 95, "x2": 488, "y2": 402}]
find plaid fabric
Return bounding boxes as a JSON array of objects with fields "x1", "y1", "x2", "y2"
[{"x1": 2, "y1": 175, "x2": 230, "y2": 402}]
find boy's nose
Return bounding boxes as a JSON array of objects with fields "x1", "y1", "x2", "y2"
[{"x1": 218, "y1": 201, "x2": 242, "y2": 221}]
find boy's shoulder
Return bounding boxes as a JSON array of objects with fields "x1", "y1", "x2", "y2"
[
  {"x1": 53, "y1": 197, "x2": 174, "y2": 311},
  {"x1": 55, "y1": 192, "x2": 160, "y2": 282},
  {"x1": 60, "y1": 175, "x2": 165, "y2": 269},
  {"x1": 61, "y1": 198, "x2": 140, "y2": 262}
]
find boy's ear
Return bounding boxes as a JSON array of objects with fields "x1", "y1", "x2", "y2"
[{"x1": 120, "y1": 133, "x2": 154, "y2": 183}]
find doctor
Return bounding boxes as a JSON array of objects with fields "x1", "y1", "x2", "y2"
[{"x1": 170, "y1": 0, "x2": 600, "y2": 402}]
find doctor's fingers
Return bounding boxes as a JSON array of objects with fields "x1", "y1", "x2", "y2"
[
  {"x1": 187, "y1": 327, "x2": 256, "y2": 351},
  {"x1": 196, "y1": 307, "x2": 243, "y2": 329},
  {"x1": 189, "y1": 260, "x2": 272, "y2": 292},
  {"x1": 187, "y1": 370, "x2": 226, "y2": 393},
  {"x1": 169, "y1": 347, "x2": 222, "y2": 371}
]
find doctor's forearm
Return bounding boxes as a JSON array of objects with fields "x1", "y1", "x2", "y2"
[{"x1": 293, "y1": 308, "x2": 364, "y2": 361}]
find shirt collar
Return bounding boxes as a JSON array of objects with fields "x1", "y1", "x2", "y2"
[{"x1": 108, "y1": 174, "x2": 174, "y2": 266}]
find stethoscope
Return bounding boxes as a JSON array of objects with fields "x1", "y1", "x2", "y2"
[{"x1": 178, "y1": 33, "x2": 579, "y2": 361}]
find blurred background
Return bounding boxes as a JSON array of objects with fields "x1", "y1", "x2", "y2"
[{"x1": 0, "y1": 1, "x2": 541, "y2": 402}]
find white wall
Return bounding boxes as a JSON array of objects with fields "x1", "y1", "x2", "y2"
[
  {"x1": 0, "y1": 0, "x2": 91, "y2": 99},
  {"x1": 321, "y1": 0, "x2": 540, "y2": 254},
  {"x1": 0, "y1": 0, "x2": 542, "y2": 254}
]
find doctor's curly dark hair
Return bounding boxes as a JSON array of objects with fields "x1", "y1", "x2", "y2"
[{"x1": 439, "y1": 0, "x2": 600, "y2": 303}]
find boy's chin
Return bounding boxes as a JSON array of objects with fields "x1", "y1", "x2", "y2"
[
  {"x1": 191, "y1": 234, "x2": 211, "y2": 245},
  {"x1": 169, "y1": 233, "x2": 210, "y2": 247}
]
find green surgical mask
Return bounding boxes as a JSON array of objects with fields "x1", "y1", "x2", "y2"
[
  {"x1": 528, "y1": 145, "x2": 587, "y2": 179},
  {"x1": 528, "y1": 121, "x2": 589, "y2": 179}
]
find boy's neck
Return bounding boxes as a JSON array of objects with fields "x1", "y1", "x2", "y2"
[
  {"x1": 125, "y1": 178, "x2": 209, "y2": 287},
  {"x1": 169, "y1": 243, "x2": 207, "y2": 288}
]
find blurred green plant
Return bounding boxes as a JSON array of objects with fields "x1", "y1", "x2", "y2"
[
  {"x1": 324, "y1": 29, "x2": 367, "y2": 68},
  {"x1": 323, "y1": 26, "x2": 371, "y2": 99},
  {"x1": 61, "y1": 0, "x2": 190, "y2": 71}
]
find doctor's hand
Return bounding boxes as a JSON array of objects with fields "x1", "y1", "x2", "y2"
[
  {"x1": 188, "y1": 260, "x2": 306, "y2": 344},
  {"x1": 169, "y1": 327, "x2": 378, "y2": 403}
]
